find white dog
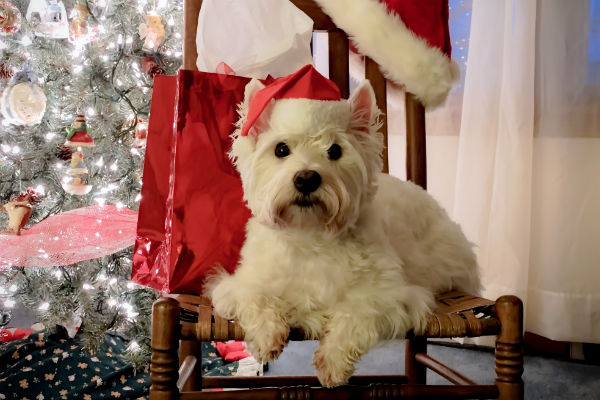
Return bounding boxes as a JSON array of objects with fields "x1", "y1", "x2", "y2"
[{"x1": 206, "y1": 73, "x2": 480, "y2": 387}]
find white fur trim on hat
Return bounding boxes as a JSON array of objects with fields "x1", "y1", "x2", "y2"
[{"x1": 314, "y1": 0, "x2": 460, "y2": 107}]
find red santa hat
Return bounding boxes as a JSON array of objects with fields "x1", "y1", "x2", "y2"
[
  {"x1": 314, "y1": 0, "x2": 459, "y2": 108},
  {"x1": 240, "y1": 64, "x2": 341, "y2": 137}
]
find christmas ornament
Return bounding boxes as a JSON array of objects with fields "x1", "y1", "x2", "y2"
[
  {"x1": 0, "y1": 328, "x2": 34, "y2": 343},
  {"x1": 124, "y1": 116, "x2": 148, "y2": 149},
  {"x1": 69, "y1": 0, "x2": 96, "y2": 44},
  {"x1": 67, "y1": 151, "x2": 87, "y2": 174},
  {"x1": 55, "y1": 144, "x2": 73, "y2": 161},
  {"x1": 138, "y1": 13, "x2": 165, "y2": 52},
  {"x1": 314, "y1": 0, "x2": 459, "y2": 107},
  {"x1": 0, "y1": 64, "x2": 12, "y2": 79},
  {"x1": 64, "y1": 114, "x2": 94, "y2": 147},
  {"x1": 1, "y1": 187, "x2": 43, "y2": 236},
  {"x1": 0, "y1": 205, "x2": 138, "y2": 267},
  {"x1": 0, "y1": 0, "x2": 22, "y2": 35},
  {"x1": 62, "y1": 151, "x2": 92, "y2": 195},
  {"x1": 25, "y1": 0, "x2": 69, "y2": 39},
  {"x1": 0, "y1": 65, "x2": 47, "y2": 126},
  {"x1": 141, "y1": 54, "x2": 164, "y2": 78},
  {"x1": 61, "y1": 174, "x2": 92, "y2": 195}
]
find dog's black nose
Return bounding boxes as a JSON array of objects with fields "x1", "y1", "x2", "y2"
[{"x1": 294, "y1": 170, "x2": 321, "y2": 195}]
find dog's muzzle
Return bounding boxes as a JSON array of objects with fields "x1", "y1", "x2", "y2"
[{"x1": 293, "y1": 170, "x2": 321, "y2": 195}]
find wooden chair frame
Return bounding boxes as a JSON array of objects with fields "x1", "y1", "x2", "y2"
[{"x1": 150, "y1": 1, "x2": 524, "y2": 399}]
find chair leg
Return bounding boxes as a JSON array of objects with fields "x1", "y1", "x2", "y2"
[
  {"x1": 494, "y1": 295, "x2": 524, "y2": 400},
  {"x1": 180, "y1": 339, "x2": 200, "y2": 391},
  {"x1": 150, "y1": 297, "x2": 181, "y2": 400},
  {"x1": 405, "y1": 337, "x2": 427, "y2": 384}
]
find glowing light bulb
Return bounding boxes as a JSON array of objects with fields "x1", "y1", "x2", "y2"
[{"x1": 128, "y1": 341, "x2": 140, "y2": 352}]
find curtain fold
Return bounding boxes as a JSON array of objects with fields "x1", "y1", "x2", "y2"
[{"x1": 452, "y1": 0, "x2": 600, "y2": 343}]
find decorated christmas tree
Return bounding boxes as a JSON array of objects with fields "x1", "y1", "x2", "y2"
[{"x1": 0, "y1": 0, "x2": 182, "y2": 365}]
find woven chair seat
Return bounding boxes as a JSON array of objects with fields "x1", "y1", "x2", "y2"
[{"x1": 169, "y1": 291, "x2": 498, "y2": 343}]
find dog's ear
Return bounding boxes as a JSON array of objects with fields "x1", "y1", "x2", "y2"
[
  {"x1": 348, "y1": 80, "x2": 379, "y2": 133},
  {"x1": 239, "y1": 79, "x2": 266, "y2": 120},
  {"x1": 230, "y1": 80, "x2": 266, "y2": 171}
]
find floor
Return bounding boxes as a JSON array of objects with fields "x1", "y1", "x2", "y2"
[
  {"x1": 7, "y1": 307, "x2": 600, "y2": 399},
  {"x1": 265, "y1": 340, "x2": 600, "y2": 400}
]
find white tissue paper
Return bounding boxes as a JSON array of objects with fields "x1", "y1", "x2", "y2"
[{"x1": 196, "y1": 0, "x2": 314, "y2": 79}]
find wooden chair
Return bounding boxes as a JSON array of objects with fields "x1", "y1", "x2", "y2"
[{"x1": 149, "y1": 1, "x2": 524, "y2": 398}]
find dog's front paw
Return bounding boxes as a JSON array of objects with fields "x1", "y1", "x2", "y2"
[
  {"x1": 244, "y1": 320, "x2": 289, "y2": 364},
  {"x1": 313, "y1": 346, "x2": 354, "y2": 388}
]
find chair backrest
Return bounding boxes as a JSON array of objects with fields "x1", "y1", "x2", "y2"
[{"x1": 183, "y1": 0, "x2": 428, "y2": 187}]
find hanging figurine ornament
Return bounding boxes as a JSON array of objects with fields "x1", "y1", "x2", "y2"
[
  {"x1": 138, "y1": 12, "x2": 165, "y2": 52},
  {"x1": 0, "y1": 0, "x2": 22, "y2": 35},
  {"x1": 123, "y1": 116, "x2": 148, "y2": 149},
  {"x1": 64, "y1": 114, "x2": 94, "y2": 148},
  {"x1": 25, "y1": 0, "x2": 69, "y2": 39},
  {"x1": 0, "y1": 64, "x2": 47, "y2": 126},
  {"x1": 67, "y1": 151, "x2": 87, "y2": 175},
  {"x1": 69, "y1": 0, "x2": 96, "y2": 44},
  {"x1": 133, "y1": 118, "x2": 148, "y2": 149},
  {"x1": 61, "y1": 151, "x2": 92, "y2": 195},
  {"x1": 1, "y1": 187, "x2": 43, "y2": 236}
]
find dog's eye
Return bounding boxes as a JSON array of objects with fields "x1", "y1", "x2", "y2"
[
  {"x1": 275, "y1": 142, "x2": 290, "y2": 158},
  {"x1": 327, "y1": 144, "x2": 342, "y2": 160}
]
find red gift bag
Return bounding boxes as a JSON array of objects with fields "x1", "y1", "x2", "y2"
[{"x1": 132, "y1": 70, "x2": 253, "y2": 294}]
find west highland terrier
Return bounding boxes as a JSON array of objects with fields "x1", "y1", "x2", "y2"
[{"x1": 206, "y1": 65, "x2": 480, "y2": 387}]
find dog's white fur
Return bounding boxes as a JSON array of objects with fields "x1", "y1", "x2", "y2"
[{"x1": 205, "y1": 79, "x2": 480, "y2": 387}]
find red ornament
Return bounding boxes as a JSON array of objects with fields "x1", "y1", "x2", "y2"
[
  {"x1": 141, "y1": 54, "x2": 165, "y2": 78},
  {"x1": 0, "y1": 1, "x2": 22, "y2": 36},
  {"x1": 0, "y1": 64, "x2": 13, "y2": 79},
  {"x1": 0, "y1": 328, "x2": 34, "y2": 343}
]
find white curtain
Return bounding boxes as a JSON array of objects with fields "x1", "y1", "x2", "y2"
[{"x1": 387, "y1": 0, "x2": 600, "y2": 343}]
